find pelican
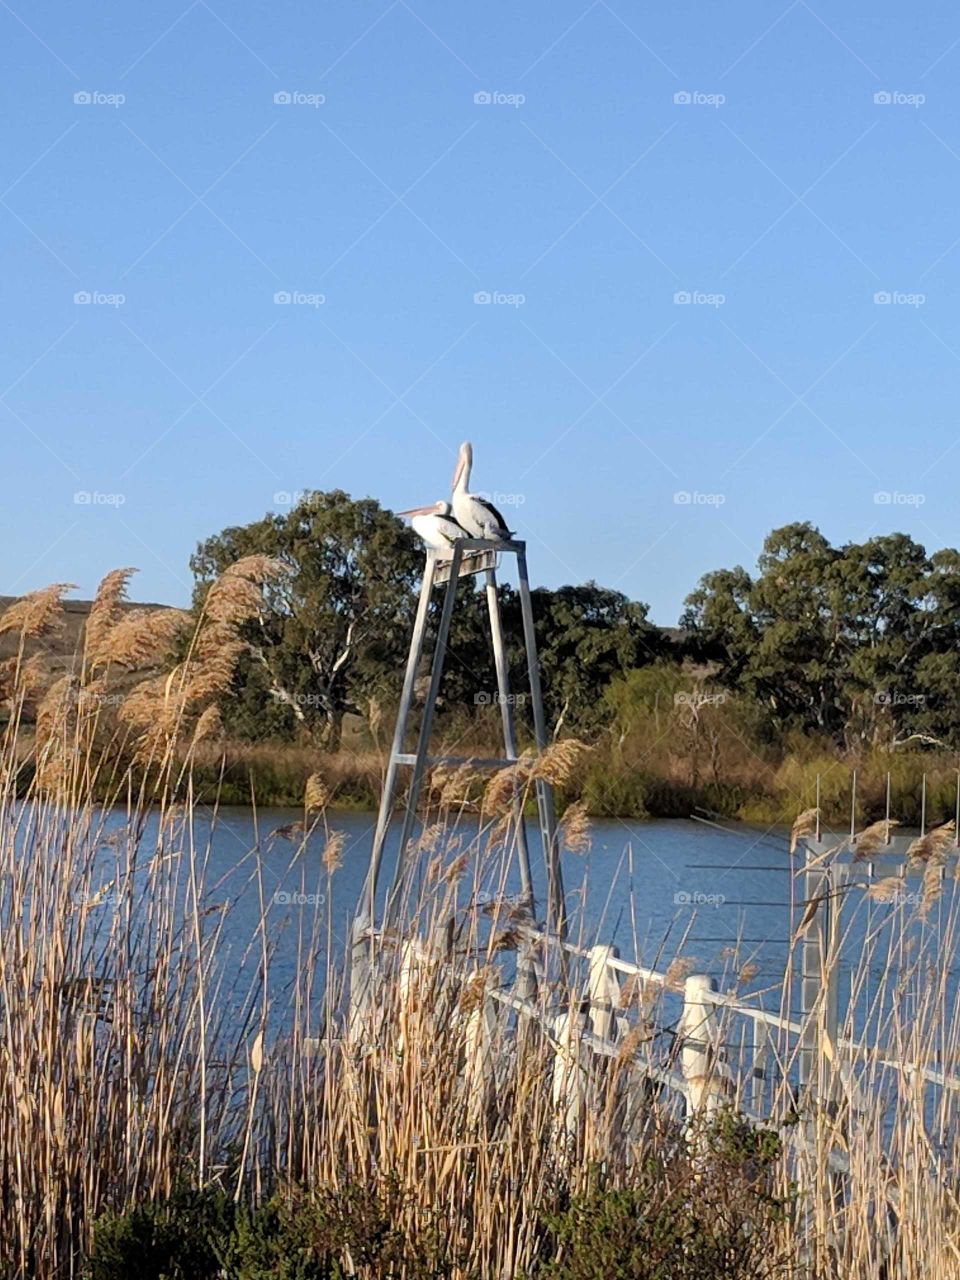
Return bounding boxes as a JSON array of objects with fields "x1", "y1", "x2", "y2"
[
  {"x1": 398, "y1": 500, "x2": 467, "y2": 557},
  {"x1": 451, "y1": 441, "x2": 513, "y2": 539}
]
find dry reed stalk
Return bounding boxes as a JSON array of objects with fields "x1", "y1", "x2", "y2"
[
  {"x1": 908, "y1": 820, "x2": 956, "y2": 863},
  {"x1": 853, "y1": 816, "x2": 900, "y2": 860},
  {"x1": 790, "y1": 806, "x2": 819, "y2": 854},
  {"x1": 4, "y1": 668, "x2": 960, "y2": 1278},
  {"x1": 0, "y1": 582, "x2": 74, "y2": 640},
  {"x1": 83, "y1": 567, "x2": 137, "y2": 664},
  {"x1": 322, "y1": 831, "x2": 345, "y2": 874},
  {"x1": 559, "y1": 800, "x2": 592, "y2": 853},
  {"x1": 304, "y1": 772, "x2": 330, "y2": 814},
  {"x1": 529, "y1": 737, "x2": 590, "y2": 787}
]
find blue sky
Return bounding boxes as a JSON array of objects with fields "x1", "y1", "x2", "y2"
[{"x1": 3, "y1": 0, "x2": 960, "y2": 622}]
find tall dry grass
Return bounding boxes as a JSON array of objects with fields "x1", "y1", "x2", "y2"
[{"x1": 2, "y1": 574, "x2": 960, "y2": 1275}]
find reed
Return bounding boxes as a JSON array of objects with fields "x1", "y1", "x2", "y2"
[{"x1": 1, "y1": 574, "x2": 960, "y2": 1276}]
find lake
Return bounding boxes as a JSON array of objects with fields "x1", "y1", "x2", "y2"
[{"x1": 74, "y1": 806, "x2": 958, "y2": 1045}]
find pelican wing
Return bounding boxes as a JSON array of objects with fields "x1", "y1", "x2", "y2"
[{"x1": 474, "y1": 496, "x2": 512, "y2": 536}]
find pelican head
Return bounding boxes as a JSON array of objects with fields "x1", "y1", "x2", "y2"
[
  {"x1": 452, "y1": 441, "x2": 473, "y2": 492},
  {"x1": 398, "y1": 500, "x2": 449, "y2": 518}
]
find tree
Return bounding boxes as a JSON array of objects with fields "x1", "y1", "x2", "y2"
[
  {"x1": 681, "y1": 522, "x2": 960, "y2": 748},
  {"x1": 507, "y1": 582, "x2": 667, "y2": 736},
  {"x1": 190, "y1": 491, "x2": 420, "y2": 749}
]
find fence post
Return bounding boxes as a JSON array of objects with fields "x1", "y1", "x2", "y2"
[
  {"x1": 552, "y1": 1005, "x2": 588, "y2": 1142},
  {"x1": 679, "y1": 974, "x2": 731, "y2": 1116},
  {"x1": 587, "y1": 944, "x2": 621, "y2": 1044},
  {"x1": 799, "y1": 851, "x2": 839, "y2": 1103},
  {"x1": 750, "y1": 1018, "x2": 768, "y2": 1115},
  {"x1": 348, "y1": 916, "x2": 374, "y2": 1045},
  {"x1": 462, "y1": 978, "x2": 497, "y2": 1126}
]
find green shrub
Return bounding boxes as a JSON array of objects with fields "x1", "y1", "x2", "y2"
[
  {"x1": 86, "y1": 1180, "x2": 463, "y2": 1280},
  {"x1": 87, "y1": 1186, "x2": 238, "y2": 1280},
  {"x1": 536, "y1": 1113, "x2": 793, "y2": 1280}
]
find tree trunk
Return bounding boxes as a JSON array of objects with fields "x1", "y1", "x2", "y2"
[{"x1": 322, "y1": 709, "x2": 344, "y2": 752}]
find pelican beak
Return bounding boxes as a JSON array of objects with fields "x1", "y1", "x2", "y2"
[
  {"x1": 398, "y1": 505, "x2": 434, "y2": 518},
  {"x1": 452, "y1": 440, "x2": 472, "y2": 489}
]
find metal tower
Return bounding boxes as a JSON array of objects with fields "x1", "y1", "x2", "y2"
[{"x1": 353, "y1": 535, "x2": 565, "y2": 982}]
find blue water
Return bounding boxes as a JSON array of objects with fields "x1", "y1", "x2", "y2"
[{"x1": 59, "y1": 807, "x2": 960, "y2": 1069}]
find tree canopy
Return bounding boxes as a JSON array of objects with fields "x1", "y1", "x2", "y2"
[
  {"x1": 190, "y1": 491, "x2": 420, "y2": 749},
  {"x1": 682, "y1": 522, "x2": 960, "y2": 748}
]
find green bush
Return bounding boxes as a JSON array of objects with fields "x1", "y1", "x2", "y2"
[
  {"x1": 536, "y1": 1113, "x2": 793, "y2": 1280},
  {"x1": 87, "y1": 1186, "x2": 238, "y2": 1280},
  {"x1": 86, "y1": 1180, "x2": 462, "y2": 1280}
]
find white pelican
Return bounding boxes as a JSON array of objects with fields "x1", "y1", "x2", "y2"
[
  {"x1": 398, "y1": 500, "x2": 467, "y2": 557},
  {"x1": 451, "y1": 441, "x2": 513, "y2": 539}
]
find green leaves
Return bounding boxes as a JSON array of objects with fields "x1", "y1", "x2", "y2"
[{"x1": 683, "y1": 522, "x2": 960, "y2": 749}]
